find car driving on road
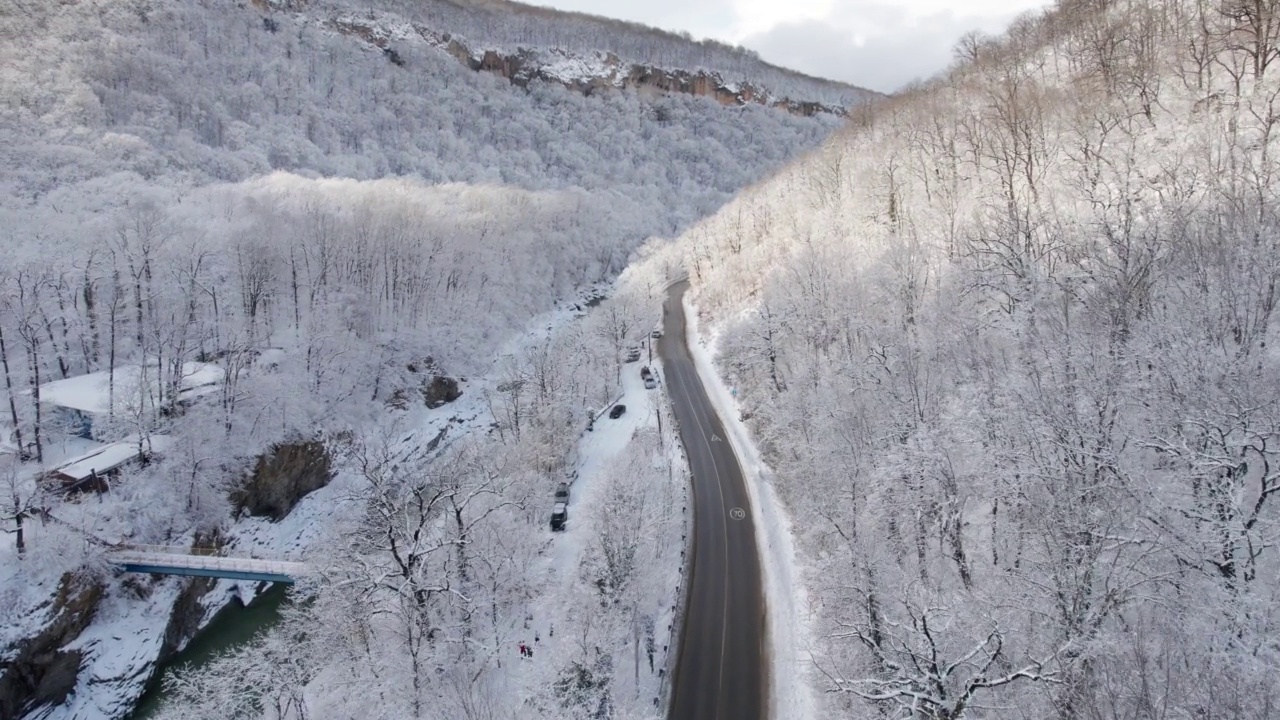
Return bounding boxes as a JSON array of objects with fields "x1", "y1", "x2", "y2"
[
  {"x1": 609, "y1": 404, "x2": 626, "y2": 419},
  {"x1": 550, "y1": 502, "x2": 568, "y2": 531}
]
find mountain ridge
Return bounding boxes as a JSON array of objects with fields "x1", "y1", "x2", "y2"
[
  {"x1": 320, "y1": 11, "x2": 858, "y2": 117},
  {"x1": 252, "y1": 0, "x2": 878, "y2": 111}
]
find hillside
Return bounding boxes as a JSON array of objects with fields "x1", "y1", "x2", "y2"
[
  {"x1": 0, "y1": 0, "x2": 859, "y2": 218},
  {"x1": 0, "y1": 1, "x2": 868, "y2": 719},
  {"x1": 650, "y1": 0, "x2": 1280, "y2": 717},
  {"x1": 0, "y1": 0, "x2": 860, "y2": 369}
]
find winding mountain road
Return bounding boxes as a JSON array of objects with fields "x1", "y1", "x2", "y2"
[{"x1": 659, "y1": 281, "x2": 766, "y2": 720}]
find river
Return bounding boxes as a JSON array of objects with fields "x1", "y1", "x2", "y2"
[{"x1": 128, "y1": 583, "x2": 290, "y2": 719}]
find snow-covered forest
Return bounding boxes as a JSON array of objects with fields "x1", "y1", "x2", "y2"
[
  {"x1": 2, "y1": 0, "x2": 839, "y2": 207},
  {"x1": 0, "y1": 0, "x2": 848, "y2": 717},
  {"x1": 661, "y1": 0, "x2": 1280, "y2": 716}
]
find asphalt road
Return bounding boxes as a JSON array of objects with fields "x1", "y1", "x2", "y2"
[{"x1": 659, "y1": 281, "x2": 765, "y2": 720}]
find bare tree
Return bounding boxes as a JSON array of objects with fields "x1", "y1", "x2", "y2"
[
  {"x1": 1219, "y1": 0, "x2": 1280, "y2": 80},
  {"x1": 1, "y1": 456, "x2": 40, "y2": 555},
  {"x1": 829, "y1": 597, "x2": 1063, "y2": 720}
]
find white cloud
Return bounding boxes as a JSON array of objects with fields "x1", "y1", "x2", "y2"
[{"x1": 533, "y1": 0, "x2": 1055, "y2": 92}]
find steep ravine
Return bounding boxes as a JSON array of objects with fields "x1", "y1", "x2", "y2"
[
  {"x1": 0, "y1": 442, "x2": 334, "y2": 720},
  {"x1": 0, "y1": 575, "x2": 105, "y2": 720},
  {"x1": 129, "y1": 584, "x2": 291, "y2": 720}
]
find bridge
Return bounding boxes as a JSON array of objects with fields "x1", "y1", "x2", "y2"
[{"x1": 109, "y1": 544, "x2": 309, "y2": 584}]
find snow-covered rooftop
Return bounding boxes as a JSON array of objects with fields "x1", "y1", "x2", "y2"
[
  {"x1": 38, "y1": 362, "x2": 224, "y2": 415},
  {"x1": 50, "y1": 435, "x2": 173, "y2": 482}
]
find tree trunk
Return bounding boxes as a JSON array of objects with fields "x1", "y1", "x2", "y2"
[
  {"x1": 0, "y1": 326, "x2": 25, "y2": 457},
  {"x1": 11, "y1": 496, "x2": 24, "y2": 555},
  {"x1": 109, "y1": 278, "x2": 120, "y2": 423},
  {"x1": 133, "y1": 264, "x2": 145, "y2": 358},
  {"x1": 26, "y1": 335, "x2": 43, "y2": 464},
  {"x1": 83, "y1": 271, "x2": 99, "y2": 366},
  {"x1": 41, "y1": 311, "x2": 69, "y2": 380},
  {"x1": 289, "y1": 243, "x2": 298, "y2": 327}
]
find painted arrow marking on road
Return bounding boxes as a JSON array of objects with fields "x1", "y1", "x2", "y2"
[{"x1": 711, "y1": 433, "x2": 722, "y2": 442}]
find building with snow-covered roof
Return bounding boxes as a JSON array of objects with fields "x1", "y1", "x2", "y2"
[
  {"x1": 43, "y1": 435, "x2": 173, "y2": 490},
  {"x1": 38, "y1": 362, "x2": 224, "y2": 441}
]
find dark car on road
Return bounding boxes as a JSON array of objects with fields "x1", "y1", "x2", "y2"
[
  {"x1": 550, "y1": 502, "x2": 568, "y2": 531},
  {"x1": 609, "y1": 404, "x2": 626, "y2": 419}
]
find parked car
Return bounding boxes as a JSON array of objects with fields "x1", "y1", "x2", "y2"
[
  {"x1": 609, "y1": 404, "x2": 626, "y2": 419},
  {"x1": 625, "y1": 348, "x2": 641, "y2": 362},
  {"x1": 554, "y1": 482, "x2": 570, "y2": 503},
  {"x1": 550, "y1": 502, "x2": 568, "y2": 531},
  {"x1": 639, "y1": 366, "x2": 656, "y2": 388},
  {"x1": 651, "y1": 329, "x2": 662, "y2": 338}
]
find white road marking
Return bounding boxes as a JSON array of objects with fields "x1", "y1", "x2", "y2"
[{"x1": 666, "y1": 358, "x2": 734, "y2": 719}]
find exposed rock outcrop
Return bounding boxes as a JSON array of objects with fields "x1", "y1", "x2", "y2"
[
  {"x1": 231, "y1": 440, "x2": 333, "y2": 521},
  {"x1": 156, "y1": 532, "x2": 226, "y2": 663},
  {"x1": 421, "y1": 375, "x2": 462, "y2": 409},
  {"x1": 321, "y1": 17, "x2": 854, "y2": 118},
  {"x1": 0, "y1": 575, "x2": 105, "y2": 720}
]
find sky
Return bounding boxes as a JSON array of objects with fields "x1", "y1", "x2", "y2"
[{"x1": 533, "y1": 0, "x2": 1056, "y2": 92}]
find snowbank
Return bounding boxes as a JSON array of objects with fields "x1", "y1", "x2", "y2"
[{"x1": 681, "y1": 294, "x2": 816, "y2": 720}]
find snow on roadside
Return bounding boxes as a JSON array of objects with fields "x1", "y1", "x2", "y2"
[
  {"x1": 504, "y1": 340, "x2": 687, "y2": 718},
  {"x1": 681, "y1": 294, "x2": 817, "y2": 720}
]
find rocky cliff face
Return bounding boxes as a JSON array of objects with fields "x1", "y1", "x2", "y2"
[
  {"x1": 232, "y1": 440, "x2": 333, "y2": 522},
  {"x1": 319, "y1": 15, "x2": 851, "y2": 118},
  {"x1": 0, "y1": 575, "x2": 104, "y2": 720}
]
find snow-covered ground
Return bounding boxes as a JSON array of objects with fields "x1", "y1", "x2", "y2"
[
  {"x1": 0, "y1": 285, "x2": 591, "y2": 717},
  {"x1": 2, "y1": 281, "x2": 694, "y2": 720},
  {"x1": 499, "y1": 339, "x2": 688, "y2": 717},
  {"x1": 682, "y1": 295, "x2": 817, "y2": 720}
]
